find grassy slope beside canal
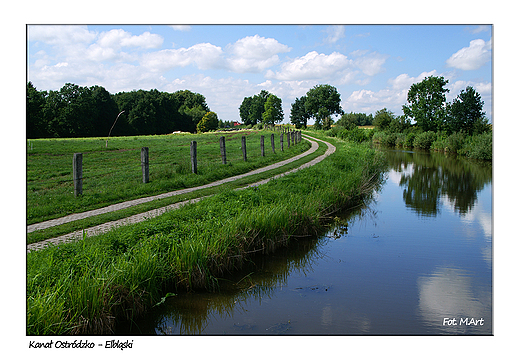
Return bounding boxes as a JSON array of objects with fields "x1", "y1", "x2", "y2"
[{"x1": 26, "y1": 133, "x2": 386, "y2": 335}]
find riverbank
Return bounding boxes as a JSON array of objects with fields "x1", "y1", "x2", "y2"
[
  {"x1": 322, "y1": 125, "x2": 492, "y2": 161},
  {"x1": 26, "y1": 134, "x2": 386, "y2": 335}
]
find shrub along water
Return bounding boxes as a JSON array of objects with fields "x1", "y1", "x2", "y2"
[
  {"x1": 26, "y1": 135, "x2": 386, "y2": 335},
  {"x1": 360, "y1": 126, "x2": 491, "y2": 161}
]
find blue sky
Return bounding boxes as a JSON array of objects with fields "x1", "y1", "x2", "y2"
[{"x1": 27, "y1": 24, "x2": 492, "y2": 124}]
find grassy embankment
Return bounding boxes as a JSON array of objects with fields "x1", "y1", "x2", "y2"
[
  {"x1": 27, "y1": 130, "x2": 318, "y2": 244},
  {"x1": 26, "y1": 131, "x2": 386, "y2": 335}
]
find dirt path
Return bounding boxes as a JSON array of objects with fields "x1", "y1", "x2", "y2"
[{"x1": 27, "y1": 135, "x2": 335, "y2": 253}]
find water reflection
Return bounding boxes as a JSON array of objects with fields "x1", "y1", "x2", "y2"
[
  {"x1": 118, "y1": 149, "x2": 492, "y2": 335},
  {"x1": 151, "y1": 235, "x2": 335, "y2": 335},
  {"x1": 385, "y1": 150, "x2": 492, "y2": 217},
  {"x1": 417, "y1": 266, "x2": 492, "y2": 334}
]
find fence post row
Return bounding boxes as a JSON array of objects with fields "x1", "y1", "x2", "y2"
[
  {"x1": 72, "y1": 132, "x2": 304, "y2": 197},
  {"x1": 242, "y1": 136, "x2": 247, "y2": 161},
  {"x1": 219, "y1": 136, "x2": 227, "y2": 164},
  {"x1": 141, "y1": 147, "x2": 149, "y2": 183},
  {"x1": 73, "y1": 153, "x2": 83, "y2": 197},
  {"x1": 191, "y1": 141, "x2": 197, "y2": 174}
]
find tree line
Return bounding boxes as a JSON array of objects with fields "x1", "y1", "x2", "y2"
[
  {"x1": 28, "y1": 75, "x2": 488, "y2": 139},
  {"x1": 284, "y1": 76, "x2": 488, "y2": 136},
  {"x1": 27, "y1": 82, "x2": 218, "y2": 139}
]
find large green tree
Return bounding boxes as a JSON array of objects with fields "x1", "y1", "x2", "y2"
[
  {"x1": 290, "y1": 96, "x2": 310, "y2": 129},
  {"x1": 239, "y1": 90, "x2": 272, "y2": 126},
  {"x1": 402, "y1": 75, "x2": 450, "y2": 132},
  {"x1": 304, "y1": 84, "x2": 343, "y2": 130},
  {"x1": 262, "y1": 94, "x2": 284, "y2": 125},
  {"x1": 448, "y1": 86, "x2": 486, "y2": 135}
]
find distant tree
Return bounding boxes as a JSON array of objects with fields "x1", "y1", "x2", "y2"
[
  {"x1": 90, "y1": 85, "x2": 119, "y2": 136},
  {"x1": 373, "y1": 108, "x2": 395, "y2": 130},
  {"x1": 239, "y1": 96, "x2": 254, "y2": 125},
  {"x1": 197, "y1": 111, "x2": 219, "y2": 133},
  {"x1": 290, "y1": 96, "x2": 310, "y2": 129},
  {"x1": 337, "y1": 112, "x2": 373, "y2": 129},
  {"x1": 45, "y1": 83, "x2": 97, "y2": 137},
  {"x1": 262, "y1": 94, "x2": 284, "y2": 125},
  {"x1": 337, "y1": 112, "x2": 359, "y2": 130},
  {"x1": 173, "y1": 90, "x2": 211, "y2": 132},
  {"x1": 26, "y1": 82, "x2": 48, "y2": 138},
  {"x1": 239, "y1": 90, "x2": 273, "y2": 126},
  {"x1": 304, "y1": 84, "x2": 343, "y2": 130},
  {"x1": 402, "y1": 76, "x2": 450, "y2": 132},
  {"x1": 448, "y1": 86, "x2": 485, "y2": 135}
]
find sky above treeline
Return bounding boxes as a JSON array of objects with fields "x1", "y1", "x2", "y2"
[{"x1": 27, "y1": 24, "x2": 492, "y2": 124}]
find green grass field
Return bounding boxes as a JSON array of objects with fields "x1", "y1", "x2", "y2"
[{"x1": 27, "y1": 130, "x2": 310, "y2": 225}]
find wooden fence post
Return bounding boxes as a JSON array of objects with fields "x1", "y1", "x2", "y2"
[
  {"x1": 287, "y1": 132, "x2": 291, "y2": 148},
  {"x1": 219, "y1": 136, "x2": 227, "y2": 164},
  {"x1": 271, "y1": 133, "x2": 275, "y2": 153},
  {"x1": 280, "y1": 133, "x2": 284, "y2": 152},
  {"x1": 242, "y1": 136, "x2": 247, "y2": 161},
  {"x1": 141, "y1": 147, "x2": 149, "y2": 183},
  {"x1": 260, "y1": 135, "x2": 265, "y2": 157},
  {"x1": 191, "y1": 141, "x2": 197, "y2": 174},
  {"x1": 73, "y1": 153, "x2": 83, "y2": 197}
]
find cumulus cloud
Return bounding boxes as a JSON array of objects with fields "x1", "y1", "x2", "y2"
[
  {"x1": 266, "y1": 51, "x2": 352, "y2": 81},
  {"x1": 226, "y1": 35, "x2": 291, "y2": 73},
  {"x1": 97, "y1": 29, "x2": 163, "y2": 49},
  {"x1": 446, "y1": 39, "x2": 491, "y2": 70},
  {"x1": 141, "y1": 43, "x2": 224, "y2": 72}
]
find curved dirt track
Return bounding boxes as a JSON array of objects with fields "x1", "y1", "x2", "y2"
[{"x1": 27, "y1": 135, "x2": 335, "y2": 253}]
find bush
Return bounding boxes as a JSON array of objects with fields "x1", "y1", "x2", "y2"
[
  {"x1": 395, "y1": 133, "x2": 406, "y2": 148},
  {"x1": 459, "y1": 132, "x2": 492, "y2": 160},
  {"x1": 381, "y1": 132, "x2": 398, "y2": 147},
  {"x1": 339, "y1": 128, "x2": 368, "y2": 143},
  {"x1": 413, "y1": 131, "x2": 437, "y2": 150},
  {"x1": 404, "y1": 132, "x2": 416, "y2": 148},
  {"x1": 325, "y1": 126, "x2": 344, "y2": 138}
]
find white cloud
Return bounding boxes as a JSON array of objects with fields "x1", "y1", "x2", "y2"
[
  {"x1": 353, "y1": 51, "x2": 390, "y2": 76},
  {"x1": 266, "y1": 51, "x2": 352, "y2": 81},
  {"x1": 226, "y1": 35, "x2": 291, "y2": 73},
  {"x1": 323, "y1": 25, "x2": 345, "y2": 44},
  {"x1": 446, "y1": 39, "x2": 491, "y2": 70},
  {"x1": 229, "y1": 35, "x2": 290, "y2": 60},
  {"x1": 28, "y1": 25, "x2": 97, "y2": 47},
  {"x1": 388, "y1": 70, "x2": 439, "y2": 91},
  {"x1": 97, "y1": 29, "x2": 163, "y2": 49},
  {"x1": 141, "y1": 43, "x2": 224, "y2": 72}
]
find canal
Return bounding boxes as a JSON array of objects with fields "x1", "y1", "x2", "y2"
[{"x1": 119, "y1": 148, "x2": 492, "y2": 335}]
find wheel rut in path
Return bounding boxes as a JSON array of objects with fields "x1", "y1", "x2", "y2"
[{"x1": 27, "y1": 135, "x2": 335, "y2": 253}]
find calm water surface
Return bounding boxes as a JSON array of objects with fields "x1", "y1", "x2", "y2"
[{"x1": 121, "y1": 149, "x2": 492, "y2": 335}]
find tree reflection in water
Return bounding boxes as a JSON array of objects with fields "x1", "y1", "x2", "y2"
[{"x1": 385, "y1": 150, "x2": 492, "y2": 217}]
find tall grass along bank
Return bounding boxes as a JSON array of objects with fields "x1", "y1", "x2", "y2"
[{"x1": 27, "y1": 136, "x2": 386, "y2": 335}]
